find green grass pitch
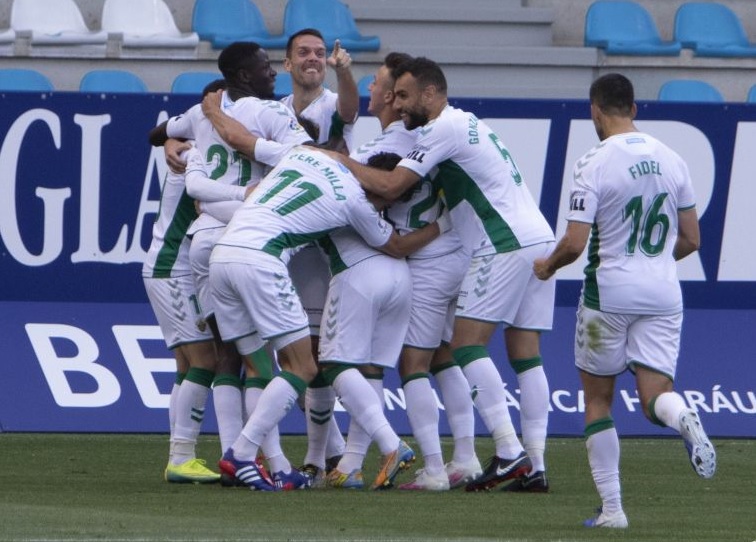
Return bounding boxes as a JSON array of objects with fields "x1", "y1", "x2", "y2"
[{"x1": 0, "y1": 434, "x2": 753, "y2": 541}]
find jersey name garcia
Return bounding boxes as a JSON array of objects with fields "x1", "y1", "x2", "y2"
[
  {"x1": 398, "y1": 105, "x2": 553, "y2": 258},
  {"x1": 568, "y1": 132, "x2": 696, "y2": 314}
]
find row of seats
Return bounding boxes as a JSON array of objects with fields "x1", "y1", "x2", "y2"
[
  {"x1": 2, "y1": 0, "x2": 379, "y2": 52},
  {"x1": 0, "y1": 68, "x2": 376, "y2": 98},
  {"x1": 1, "y1": 68, "x2": 750, "y2": 103},
  {"x1": 585, "y1": 1, "x2": 756, "y2": 57}
]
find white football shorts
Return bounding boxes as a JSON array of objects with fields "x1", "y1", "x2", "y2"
[{"x1": 143, "y1": 275, "x2": 213, "y2": 349}]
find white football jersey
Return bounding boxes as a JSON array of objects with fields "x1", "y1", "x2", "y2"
[
  {"x1": 166, "y1": 93, "x2": 311, "y2": 233},
  {"x1": 281, "y1": 88, "x2": 355, "y2": 150},
  {"x1": 399, "y1": 105, "x2": 554, "y2": 258},
  {"x1": 214, "y1": 147, "x2": 392, "y2": 262},
  {"x1": 568, "y1": 131, "x2": 696, "y2": 315},
  {"x1": 142, "y1": 169, "x2": 194, "y2": 278}
]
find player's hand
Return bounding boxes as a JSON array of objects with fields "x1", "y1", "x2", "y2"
[
  {"x1": 327, "y1": 39, "x2": 352, "y2": 72},
  {"x1": 201, "y1": 89, "x2": 223, "y2": 118},
  {"x1": 533, "y1": 258, "x2": 554, "y2": 280},
  {"x1": 165, "y1": 138, "x2": 192, "y2": 173}
]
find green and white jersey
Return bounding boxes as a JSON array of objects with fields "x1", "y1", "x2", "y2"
[
  {"x1": 315, "y1": 120, "x2": 418, "y2": 275},
  {"x1": 399, "y1": 105, "x2": 554, "y2": 258},
  {"x1": 360, "y1": 120, "x2": 463, "y2": 260},
  {"x1": 281, "y1": 88, "x2": 355, "y2": 150},
  {"x1": 141, "y1": 168, "x2": 195, "y2": 279},
  {"x1": 166, "y1": 93, "x2": 310, "y2": 233},
  {"x1": 568, "y1": 131, "x2": 696, "y2": 315},
  {"x1": 214, "y1": 147, "x2": 392, "y2": 263}
]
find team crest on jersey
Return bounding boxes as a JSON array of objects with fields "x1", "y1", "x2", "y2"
[{"x1": 289, "y1": 119, "x2": 305, "y2": 132}]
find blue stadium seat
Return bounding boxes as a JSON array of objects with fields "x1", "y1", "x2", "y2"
[
  {"x1": 0, "y1": 68, "x2": 54, "y2": 92},
  {"x1": 674, "y1": 2, "x2": 756, "y2": 58},
  {"x1": 283, "y1": 0, "x2": 380, "y2": 52},
  {"x1": 79, "y1": 70, "x2": 148, "y2": 93},
  {"x1": 192, "y1": 0, "x2": 288, "y2": 50},
  {"x1": 585, "y1": 0, "x2": 681, "y2": 56},
  {"x1": 657, "y1": 80, "x2": 724, "y2": 102},
  {"x1": 357, "y1": 74, "x2": 373, "y2": 98},
  {"x1": 747, "y1": 85, "x2": 756, "y2": 103},
  {"x1": 274, "y1": 72, "x2": 293, "y2": 98},
  {"x1": 171, "y1": 72, "x2": 222, "y2": 95}
]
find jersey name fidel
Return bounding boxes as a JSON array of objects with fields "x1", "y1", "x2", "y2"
[
  {"x1": 568, "y1": 132, "x2": 696, "y2": 315},
  {"x1": 398, "y1": 105, "x2": 553, "y2": 257}
]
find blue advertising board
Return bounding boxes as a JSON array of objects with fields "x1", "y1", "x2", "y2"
[{"x1": 0, "y1": 92, "x2": 754, "y2": 437}]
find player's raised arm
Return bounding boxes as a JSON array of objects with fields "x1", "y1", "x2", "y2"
[{"x1": 328, "y1": 39, "x2": 359, "y2": 125}]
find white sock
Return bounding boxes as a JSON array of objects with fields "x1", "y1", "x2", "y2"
[
  {"x1": 586, "y1": 424, "x2": 623, "y2": 516},
  {"x1": 651, "y1": 391, "x2": 687, "y2": 432},
  {"x1": 326, "y1": 415, "x2": 346, "y2": 459},
  {"x1": 404, "y1": 376, "x2": 444, "y2": 472},
  {"x1": 337, "y1": 377, "x2": 383, "y2": 472},
  {"x1": 172, "y1": 375, "x2": 211, "y2": 465},
  {"x1": 245, "y1": 385, "x2": 289, "y2": 473},
  {"x1": 517, "y1": 366, "x2": 550, "y2": 472},
  {"x1": 213, "y1": 382, "x2": 243, "y2": 453},
  {"x1": 304, "y1": 386, "x2": 337, "y2": 469},
  {"x1": 434, "y1": 364, "x2": 476, "y2": 463},
  {"x1": 332, "y1": 368, "x2": 399, "y2": 455},
  {"x1": 168, "y1": 380, "x2": 181, "y2": 462},
  {"x1": 462, "y1": 357, "x2": 523, "y2": 459},
  {"x1": 233, "y1": 376, "x2": 300, "y2": 462}
]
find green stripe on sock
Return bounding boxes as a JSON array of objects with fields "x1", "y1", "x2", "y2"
[
  {"x1": 509, "y1": 356, "x2": 542, "y2": 375},
  {"x1": 247, "y1": 348, "x2": 274, "y2": 380},
  {"x1": 321, "y1": 364, "x2": 356, "y2": 386},
  {"x1": 452, "y1": 345, "x2": 489, "y2": 368},
  {"x1": 309, "y1": 371, "x2": 330, "y2": 388},
  {"x1": 279, "y1": 371, "x2": 307, "y2": 396},
  {"x1": 186, "y1": 367, "x2": 214, "y2": 388},
  {"x1": 213, "y1": 374, "x2": 243, "y2": 388},
  {"x1": 175, "y1": 372, "x2": 187, "y2": 385},
  {"x1": 584, "y1": 417, "x2": 615, "y2": 438},
  {"x1": 429, "y1": 361, "x2": 457, "y2": 376},
  {"x1": 401, "y1": 372, "x2": 429, "y2": 386},
  {"x1": 244, "y1": 377, "x2": 271, "y2": 390},
  {"x1": 648, "y1": 395, "x2": 667, "y2": 427}
]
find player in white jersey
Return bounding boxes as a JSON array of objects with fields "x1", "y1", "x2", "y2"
[
  {"x1": 533, "y1": 73, "x2": 715, "y2": 529},
  {"x1": 281, "y1": 28, "x2": 360, "y2": 470},
  {"x1": 330, "y1": 53, "x2": 482, "y2": 491},
  {"x1": 149, "y1": 43, "x2": 312, "y2": 488},
  {"x1": 213, "y1": 145, "x2": 450, "y2": 491},
  {"x1": 142, "y1": 148, "x2": 219, "y2": 484},
  {"x1": 336, "y1": 57, "x2": 555, "y2": 492}
]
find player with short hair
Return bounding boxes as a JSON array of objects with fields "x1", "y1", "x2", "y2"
[
  {"x1": 142, "y1": 145, "x2": 219, "y2": 484},
  {"x1": 533, "y1": 72, "x2": 715, "y2": 528},
  {"x1": 335, "y1": 56, "x2": 556, "y2": 493},
  {"x1": 149, "y1": 42, "x2": 313, "y2": 489},
  {"x1": 212, "y1": 145, "x2": 445, "y2": 490},
  {"x1": 281, "y1": 27, "x2": 360, "y2": 473}
]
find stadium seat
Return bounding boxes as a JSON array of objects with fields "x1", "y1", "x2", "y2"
[
  {"x1": 192, "y1": 0, "x2": 288, "y2": 50},
  {"x1": 0, "y1": 68, "x2": 54, "y2": 91},
  {"x1": 283, "y1": 0, "x2": 381, "y2": 52},
  {"x1": 747, "y1": 85, "x2": 756, "y2": 103},
  {"x1": 357, "y1": 74, "x2": 373, "y2": 98},
  {"x1": 657, "y1": 80, "x2": 724, "y2": 102},
  {"x1": 274, "y1": 72, "x2": 293, "y2": 98},
  {"x1": 101, "y1": 0, "x2": 199, "y2": 48},
  {"x1": 79, "y1": 70, "x2": 148, "y2": 93},
  {"x1": 10, "y1": 0, "x2": 107, "y2": 45},
  {"x1": 584, "y1": 0, "x2": 681, "y2": 56},
  {"x1": 171, "y1": 72, "x2": 223, "y2": 95},
  {"x1": 674, "y1": 2, "x2": 756, "y2": 58}
]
